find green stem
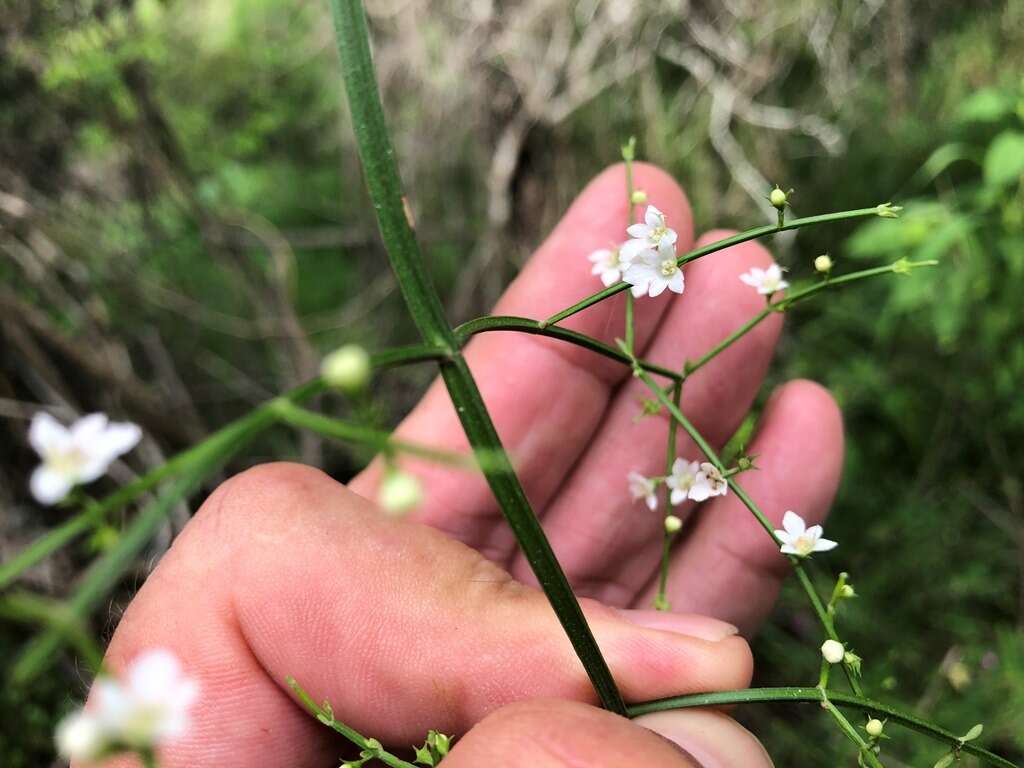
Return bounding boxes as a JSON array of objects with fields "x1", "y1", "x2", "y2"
[
  {"x1": 820, "y1": 691, "x2": 886, "y2": 768},
  {"x1": 633, "y1": 364, "x2": 863, "y2": 696},
  {"x1": 287, "y1": 677, "x2": 418, "y2": 768},
  {"x1": 627, "y1": 688, "x2": 1017, "y2": 768},
  {"x1": 328, "y1": 0, "x2": 625, "y2": 714},
  {"x1": 0, "y1": 591, "x2": 104, "y2": 671},
  {"x1": 270, "y1": 400, "x2": 491, "y2": 470},
  {"x1": 543, "y1": 207, "x2": 888, "y2": 327},
  {"x1": 455, "y1": 315, "x2": 681, "y2": 380},
  {"x1": 654, "y1": 380, "x2": 682, "y2": 611}
]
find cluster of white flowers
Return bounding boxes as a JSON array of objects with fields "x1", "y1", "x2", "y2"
[
  {"x1": 56, "y1": 649, "x2": 199, "y2": 763},
  {"x1": 586, "y1": 205, "x2": 685, "y2": 298},
  {"x1": 28, "y1": 412, "x2": 142, "y2": 506},
  {"x1": 628, "y1": 458, "x2": 727, "y2": 513}
]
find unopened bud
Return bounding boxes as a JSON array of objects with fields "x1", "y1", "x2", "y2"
[
  {"x1": 814, "y1": 254, "x2": 833, "y2": 273},
  {"x1": 866, "y1": 719, "x2": 884, "y2": 738},
  {"x1": 378, "y1": 470, "x2": 423, "y2": 515},
  {"x1": 631, "y1": 189, "x2": 648, "y2": 205},
  {"x1": 664, "y1": 514, "x2": 683, "y2": 534},
  {"x1": 769, "y1": 186, "x2": 788, "y2": 209},
  {"x1": 321, "y1": 344, "x2": 372, "y2": 393},
  {"x1": 840, "y1": 584, "x2": 856, "y2": 598},
  {"x1": 821, "y1": 639, "x2": 845, "y2": 664}
]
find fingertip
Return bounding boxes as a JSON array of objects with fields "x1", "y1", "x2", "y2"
[{"x1": 637, "y1": 709, "x2": 775, "y2": 768}]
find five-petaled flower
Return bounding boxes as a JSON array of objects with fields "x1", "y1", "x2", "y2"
[
  {"x1": 627, "y1": 471, "x2": 658, "y2": 511},
  {"x1": 689, "y1": 462, "x2": 728, "y2": 502},
  {"x1": 665, "y1": 458, "x2": 701, "y2": 505},
  {"x1": 774, "y1": 510, "x2": 837, "y2": 557},
  {"x1": 587, "y1": 246, "x2": 626, "y2": 287},
  {"x1": 623, "y1": 240, "x2": 684, "y2": 298},
  {"x1": 621, "y1": 205, "x2": 678, "y2": 263},
  {"x1": 739, "y1": 263, "x2": 790, "y2": 296},
  {"x1": 29, "y1": 412, "x2": 142, "y2": 506},
  {"x1": 56, "y1": 648, "x2": 199, "y2": 762}
]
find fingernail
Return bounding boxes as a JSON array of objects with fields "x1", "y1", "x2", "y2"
[
  {"x1": 637, "y1": 710, "x2": 774, "y2": 768},
  {"x1": 616, "y1": 609, "x2": 738, "y2": 642}
]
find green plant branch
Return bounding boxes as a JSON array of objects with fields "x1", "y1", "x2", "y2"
[
  {"x1": 654, "y1": 380, "x2": 682, "y2": 611},
  {"x1": 328, "y1": 0, "x2": 625, "y2": 714},
  {"x1": 0, "y1": 591, "x2": 104, "y2": 670},
  {"x1": 543, "y1": 207, "x2": 887, "y2": 327},
  {"x1": 287, "y1": 677, "x2": 418, "y2": 768},
  {"x1": 627, "y1": 688, "x2": 1017, "y2": 768},
  {"x1": 820, "y1": 691, "x2": 885, "y2": 768},
  {"x1": 631, "y1": 363, "x2": 863, "y2": 696}
]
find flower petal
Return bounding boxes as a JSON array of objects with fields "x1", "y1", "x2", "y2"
[
  {"x1": 70, "y1": 413, "x2": 109, "y2": 444},
  {"x1": 28, "y1": 412, "x2": 69, "y2": 458},
  {"x1": 814, "y1": 538, "x2": 839, "y2": 552},
  {"x1": 95, "y1": 422, "x2": 143, "y2": 460},
  {"x1": 30, "y1": 465, "x2": 74, "y2": 506},
  {"x1": 782, "y1": 510, "x2": 805, "y2": 538}
]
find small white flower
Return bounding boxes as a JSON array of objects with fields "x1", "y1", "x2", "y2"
[
  {"x1": 688, "y1": 462, "x2": 727, "y2": 502},
  {"x1": 627, "y1": 471, "x2": 658, "y2": 511},
  {"x1": 29, "y1": 412, "x2": 142, "y2": 506},
  {"x1": 378, "y1": 469, "x2": 423, "y2": 515},
  {"x1": 587, "y1": 246, "x2": 625, "y2": 287},
  {"x1": 56, "y1": 711, "x2": 106, "y2": 762},
  {"x1": 623, "y1": 240, "x2": 684, "y2": 298},
  {"x1": 93, "y1": 648, "x2": 199, "y2": 749},
  {"x1": 739, "y1": 263, "x2": 790, "y2": 296},
  {"x1": 665, "y1": 458, "x2": 701, "y2": 505},
  {"x1": 821, "y1": 639, "x2": 845, "y2": 664},
  {"x1": 774, "y1": 510, "x2": 837, "y2": 557},
  {"x1": 621, "y1": 205, "x2": 678, "y2": 263}
]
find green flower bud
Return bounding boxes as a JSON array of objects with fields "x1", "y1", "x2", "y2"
[
  {"x1": 321, "y1": 344, "x2": 372, "y2": 393},
  {"x1": 866, "y1": 719, "x2": 884, "y2": 738},
  {"x1": 876, "y1": 202, "x2": 903, "y2": 218},
  {"x1": 769, "y1": 186, "x2": 788, "y2": 209},
  {"x1": 631, "y1": 189, "x2": 648, "y2": 204},
  {"x1": 840, "y1": 584, "x2": 856, "y2": 598},
  {"x1": 814, "y1": 254, "x2": 833, "y2": 273},
  {"x1": 664, "y1": 514, "x2": 683, "y2": 534},
  {"x1": 378, "y1": 469, "x2": 423, "y2": 515}
]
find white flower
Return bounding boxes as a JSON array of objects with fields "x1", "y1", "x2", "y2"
[
  {"x1": 665, "y1": 458, "x2": 701, "y2": 505},
  {"x1": 627, "y1": 471, "x2": 658, "y2": 511},
  {"x1": 93, "y1": 648, "x2": 200, "y2": 749},
  {"x1": 378, "y1": 469, "x2": 423, "y2": 515},
  {"x1": 688, "y1": 462, "x2": 727, "y2": 502},
  {"x1": 623, "y1": 240, "x2": 684, "y2": 298},
  {"x1": 774, "y1": 510, "x2": 837, "y2": 557},
  {"x1": 29, "y1": 412, "x2": 142, "y2": 505},
  {"x1": 56, "y1": 711, "x2": 105, "y2": 762},
  {"x1": 587, "y1": 246, "x2": 625, "y2": 287},
  {"x1": 739, "y1": 263, "x2": 790, "y2": 296},
  {"x1": 621, "y1": 205, "x2": 678, "y2": 263},
  {"x1": 821, "y1": 639, "x2": 845, "y2": 664}
]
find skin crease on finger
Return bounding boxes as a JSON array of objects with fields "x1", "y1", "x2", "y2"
[
  {"x1": 349, "y1": 163, "x2": 694, "y2": 565},
  {"x1": 88, "y1": 463, "x2": 753, "y2": 768}
]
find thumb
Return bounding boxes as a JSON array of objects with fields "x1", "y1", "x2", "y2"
[
  {"x1": 97, "y1": 463, "x2": 752, "y2": 766},
  {"x1": 444, "y1": 699, "x2": 773, "y2": 768}
]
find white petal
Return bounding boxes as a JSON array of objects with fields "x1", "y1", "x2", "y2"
[
  {"x1": 30, "y1": 465, "x2": 73, "y2": 505},
  {"x1": 781, "y1": 510, "x2": 805, "y2": 538},
  {"x1": 626, "y1": 223, "x2": 653, "y2": 239},
  {"x1": 644, "y1": 205, "x2": 663, "y2": 226},
  {"x1": 805, "y1": 524, "x2": 824, "y2": 540},
  {"x1": 670, "y1": 457, "x2": 685, "y2": 475},
  {"x1": 645, "y1": 494, "x2": 658, "y2": 511},
  {"x1": 629, "y1": 282, "x2": 647, "y2": 298},
  {"x1": 95, "y1": 422, "x2": 143, "y2": 460},
  {"x1": 588, "y1": 249, "x2": 612, "y2": 264},
  {"x1": 648, "y1": 279, "x2": 668, "y2": 297},
  {"x1": 765, "y1": 264, "x2": 782, "y2": 280},
  {"x1": 599, "y1": 268, "x2": 619, "y2": 287},
  {"x1": 776, "y1": 278, "x2": 790, "y2": 291},
  {"x1": 773, "y1": 529, "x2": 791, "y2": 543},
  {"x1": 688, "y1": 483, "x2": 712, "y2": 502},
  {"x1": 814, "y1": 538, "x2": 838, "y2": 552},
  {"x1": 780, "y1": 543, "x2": 799, "y2": 555},
  {"x1": 662, "y1": 228, "x2": 678, "y2": 246},
  {"x1": 128, "y1": 648, "x2": 183, "y2": 702},
  {"x1": 668, "y1": 270, "x2": 685, "y2": 294},
  {"x1": 28, "y1": 412, "x2": 70, "y2": 458},
  {"x1": 669, "y1": 488, "x2": 686, "y2": 505},
  {"x1": 620, "y1": 239, "x2": 651, "y2": 262},
  {"x1": 70, "y1": 413, "x2": 109, "y2": 444}
]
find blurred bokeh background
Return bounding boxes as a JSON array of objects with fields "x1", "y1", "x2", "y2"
[{"x1": 2, "y1": 0, "x2": 1023, "y2": 764}]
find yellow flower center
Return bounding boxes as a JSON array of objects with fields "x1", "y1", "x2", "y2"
[{"x1": 659, "y1": 259, "x2": 677, "y2": 277}]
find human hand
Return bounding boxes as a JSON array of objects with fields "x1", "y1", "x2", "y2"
[{"x1": 90, "y1": 163, "x2": 843, "y2": 767}]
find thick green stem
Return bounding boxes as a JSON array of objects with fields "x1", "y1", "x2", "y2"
[
  {"x1": 544, "y1": 207, "x2": 885, "y2": 327},
  {"x1": 628, "y1": 688, "x2": 1017, "y2": 768},
  {"x1": 328, "y1": 0, "x2": 624, "y2": 714}
]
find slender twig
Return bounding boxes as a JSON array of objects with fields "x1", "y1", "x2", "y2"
[
  {"x1": 627, "y1": 688, "x2": 1017, "y2": 768},
  {"x1": 655, "y1": 380, "x2": 682, "y2": 611},
  {"x1": 543, "y1": 207, "x2": 885, "y2": 327}
]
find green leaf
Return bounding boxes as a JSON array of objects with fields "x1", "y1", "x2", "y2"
[
  {"x1": 961, "y1": 724, "x2": 984, "y2": 742},
  {"x1": 983, "y1": 131, "x2": 1024, "y2": 188},
  {"x1": 933, "y1": 753, "x2": 956, "y2": 768},
  {"x1": 957, "y1": 88, "x2": 1014, "y2": 124}
]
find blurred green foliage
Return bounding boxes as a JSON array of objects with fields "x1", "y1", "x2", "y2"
[{"x1": 2, "y1": 0, "x2": 1023, "y2": 766}]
